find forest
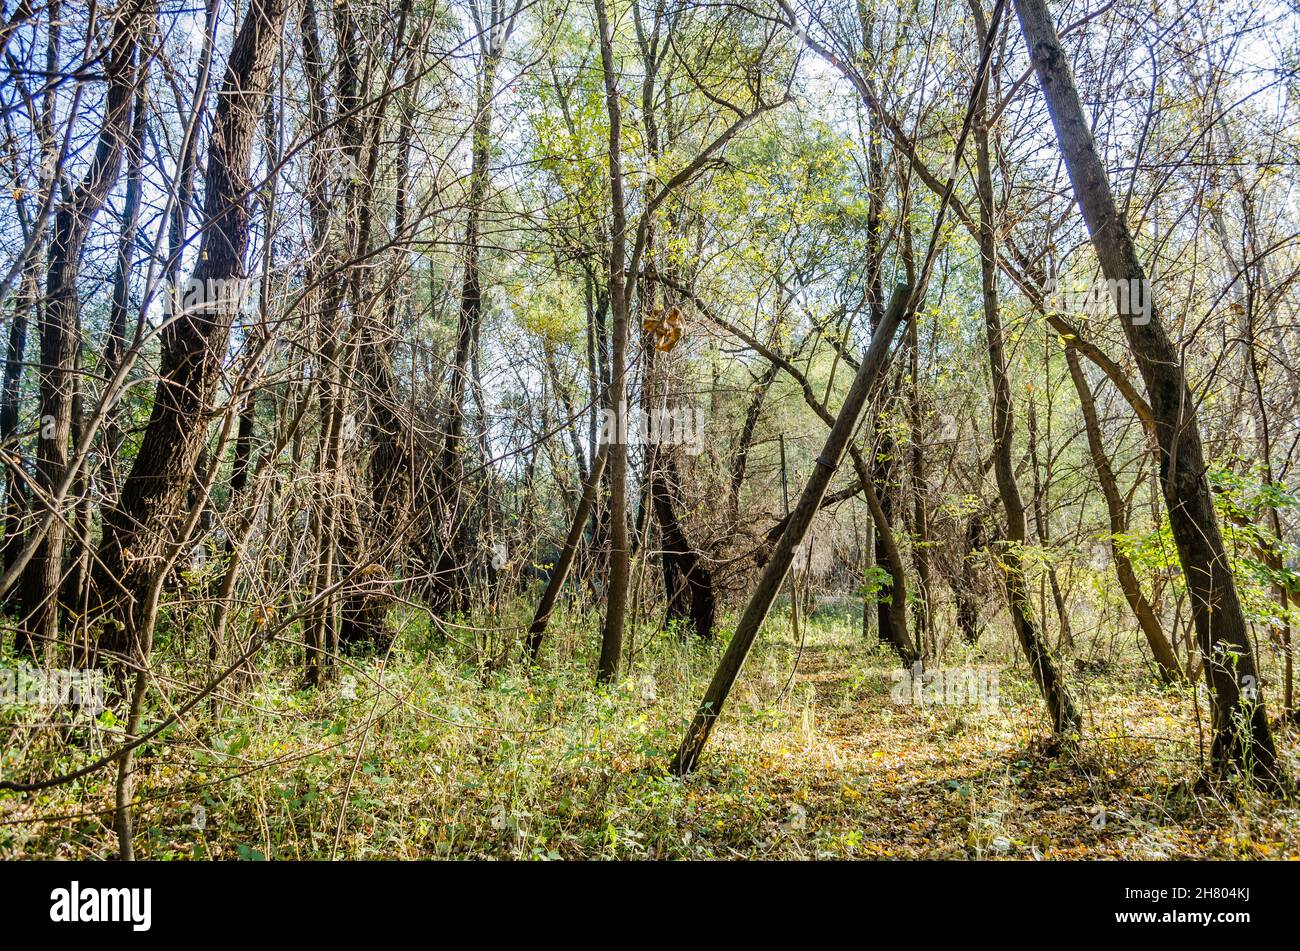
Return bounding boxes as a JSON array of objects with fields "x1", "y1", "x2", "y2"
[{"x1": 0, "y1": 0, "x2": 1298, "y2": 863}]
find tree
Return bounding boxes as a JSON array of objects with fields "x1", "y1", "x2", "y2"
[
  {"x1": 93, "y1": 0, "x2": 289, "y2": 659},
  {"x1": 968, "y1": 0, "x2": 1078, "y2": 738},
  {"x1": 1012, "y1": 0, "x2": 1282, "y2": 783},
  {"x1": 18, "y1": 1, "x2": 148, "y2": 659}
]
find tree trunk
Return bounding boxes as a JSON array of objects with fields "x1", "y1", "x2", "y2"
[
  {"x1": 20, "y1": 1, "x2": 144, "y2": 659},
  {"x1": 1024, "y1": 394, "x2": 1072, "y2": 649},
  {"x1": 594, "y1": 0, "x2": 629, "y2": 683},
  {"x1": 861, "y1": 449, "x2": 915, "y2": 663},
  {"x1": 93, "y1": 0, "x2": 288, "y2": 658},
  {"x1": 728, "y1": 363, "x2": 777, "y2": 522},
  {"x1": 970, "y1": 0, "x2": 1079, "y2": 737},
  {"x1": 1064, "y1": 345, "x2": 1181, "y2": 681},
  {"x1": 101, "y1": 28, "x2": 152, "y2": 496},
  {"x1": 650, "y1": 446, "x2": 715, "y2": 639},
  {"x1": 869, "y1": 431, "x2": 905, "y2": 654},
  {"x1": 672, "y1": 283, "x2": 911, "y2": 774},
  {"x1": 433, "y1": 52, "x2": 499, "y2": 617},
  {"x1": 1014, "y1": 0, "x2": 1281, "y2": 782},
  {"x1": 957, "y1": 514, "x2": 984, "y2": 644},
  {"x1": 527, "y1": 445, "x2": 609, "y2": 663},
  {"x1": 1, "y1": 264, "x2": 34, "y2": 580},
  {"x1": 908, "y1": 319, "x2": 934, "y2": 658}
]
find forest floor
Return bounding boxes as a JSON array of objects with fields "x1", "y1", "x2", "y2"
[{"x1": 3, "y1": 602, "x2": 1298, "y2": 859}]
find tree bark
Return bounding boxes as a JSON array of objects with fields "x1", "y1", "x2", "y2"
[
  {"x1": 20, "y1": 1, "x2": 145, "y2": 659},
  {"x1": 649, "y1": 444, "x2": 715, "y2": 639},
  {"x1": 957, "y1": 513, "x2": 985, "y2": 644},
  {"x1": 594, "y1": 0, "x2": 629, "y2": 683},
  {"x1": 1, "y1": 263, "x2": 34, "y2": 580}
]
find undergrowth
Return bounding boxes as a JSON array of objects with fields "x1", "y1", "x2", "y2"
[{"x1": 2, "y1": 601, "x2": 1297, "y2": 859}]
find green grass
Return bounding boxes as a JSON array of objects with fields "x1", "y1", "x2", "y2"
[{"x1": 2, "y1": 602, "x2": 1297, "y2": 859}]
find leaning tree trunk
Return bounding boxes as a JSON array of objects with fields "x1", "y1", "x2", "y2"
[
  {"x1": 672, "y1": 284, "x2": 911, "y2": 774},
  {"x1": 93, "y1": 0, "x2": 288, "y2": 659},
  {"x1": 680, "y1": 272, "x2": 916, "y2": 662},
  {"x1": 1014, "y1": 0, "x2": 1281, "y2": 783},
  {"x1": 1064, "y1": 345, "x2": 1181, "y2": 681},
  {"x1": 527, "y1": 445, "x2": 609, "y2": 663}
]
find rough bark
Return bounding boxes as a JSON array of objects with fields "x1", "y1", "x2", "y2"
[{"x1": 594, "y1": 0, "x2": 629, "y2": 683}]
